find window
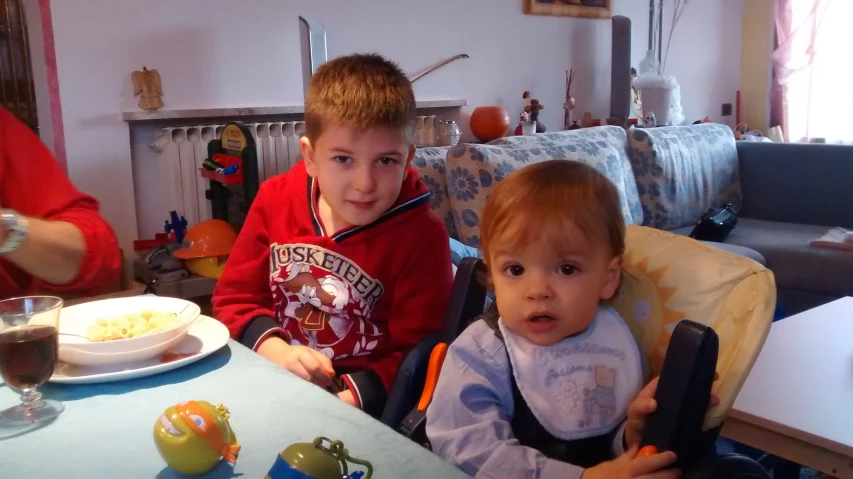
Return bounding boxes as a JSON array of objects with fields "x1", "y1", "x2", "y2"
[{"x1": 777, "y1": 0, "x2": 853, "y2": 143}]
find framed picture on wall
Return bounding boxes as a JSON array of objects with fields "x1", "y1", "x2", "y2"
[{"x1": 524, "y1": 0, "x2": 612, "y2": 19}]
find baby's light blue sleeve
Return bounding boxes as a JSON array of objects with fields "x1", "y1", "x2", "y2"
[{"x1": 425, "y1": 321, "x2": 586, "y2": 479}]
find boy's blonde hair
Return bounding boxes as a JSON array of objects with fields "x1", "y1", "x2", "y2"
[
  {"x1": 479, "y1": 160, "x2": 626, "y2": 267},
  {"x1": 304, "y1": 53, "x2": 417, "y2": 143}
]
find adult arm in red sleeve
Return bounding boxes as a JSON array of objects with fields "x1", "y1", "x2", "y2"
[
  {"x1": 212, "y1": 180, "x2": 279, "y2": 346},
  {"x1": 0, "y1": 108, "x2": 121, "y2": 294},
  {"x1": 341, "y1": 218, "x2": 453, "y2": 417}
]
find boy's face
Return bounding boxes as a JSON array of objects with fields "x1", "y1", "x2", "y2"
[
  {"x1": 489, "y1": 222, "x2": 621, "y2": 347},
  {"x1": 301, "y1": 124, "x2": 415, "y2": 230}
]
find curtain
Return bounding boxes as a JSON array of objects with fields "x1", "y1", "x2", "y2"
[{"x1": 772, "y1": 0, "x2": 853, "y2": 143}]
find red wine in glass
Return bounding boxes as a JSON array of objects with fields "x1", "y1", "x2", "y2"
[
  {"x1": 0, "y1": 325, "x2": 59, "y2": 389},
  {"x1": 0, "y1": 295, "x2": 65, "y2": 428}
]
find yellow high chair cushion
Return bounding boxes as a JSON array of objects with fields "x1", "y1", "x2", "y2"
[{"x1": 606, "y1": 225, "x2": 775, "y2": 429}]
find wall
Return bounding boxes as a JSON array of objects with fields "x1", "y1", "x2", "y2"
[
  {"x1": 740, "y1": 0, "x2": 774, "y2": 133},
  {"x1": 41, "y1": 0, "x2": 742, "y2": 257}
]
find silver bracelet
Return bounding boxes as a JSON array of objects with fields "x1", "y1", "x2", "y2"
[{"x1": 0, "y1": 209, "x2": 28, "y2": 256}]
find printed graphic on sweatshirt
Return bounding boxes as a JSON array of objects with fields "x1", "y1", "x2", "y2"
[{"x1": 269, "y1": 243, "x2": 386, "y2": 360}]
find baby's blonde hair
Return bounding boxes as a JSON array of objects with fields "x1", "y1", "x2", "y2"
[{"x1": 479, "y1": 160, "x2": 626, "y2": 269}]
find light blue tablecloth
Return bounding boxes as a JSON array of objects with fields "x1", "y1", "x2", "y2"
[{"x1": 0, "y1": 340, "x2": 468, "y2": 478}]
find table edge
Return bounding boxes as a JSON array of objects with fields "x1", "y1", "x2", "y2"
[{"x1": 728, "y1": 408, "x2": 853, "y2": 459}]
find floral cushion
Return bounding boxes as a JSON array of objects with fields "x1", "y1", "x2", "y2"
[
  {"x1": 627, "y1": 124, "x2": 743, "y2": 231},
  {"x1": 445, "y1": 127, "x2": 644, "y2": 247},
  {"x1": 411, "y1": 147, "x2": 457, "y2": 239}
]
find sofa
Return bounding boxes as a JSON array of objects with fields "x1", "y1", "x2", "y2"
[{"x1": 412, "y1": 124, "x2": 853, "y2": 316}]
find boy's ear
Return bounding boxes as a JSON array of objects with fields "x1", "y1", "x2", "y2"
[
  {"x1": 301, "y1": 136, "x2": 317, "y2": 176},
  {"x1": 405, "y1": 143, "x2": 416, "y2": 168},
  {"x1": 600, "y1": 255, "x2": 622, "y2": 300}
]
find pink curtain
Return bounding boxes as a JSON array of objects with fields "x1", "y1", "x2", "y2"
[
  {"x1": 771, "y1": 0, "x2": 825, "y2": 86},
  {"x1": 771, "y1": 0, "x2": 852, "y2": 143}
]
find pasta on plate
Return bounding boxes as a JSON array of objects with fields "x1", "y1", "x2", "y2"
[{"x1": 85, "y1": 310, "x2": 183, "y2": 342}]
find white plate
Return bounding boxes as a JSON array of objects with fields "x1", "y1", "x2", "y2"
[{"x1": 49, "y1": 316, "x2": 229, "y2": 384}]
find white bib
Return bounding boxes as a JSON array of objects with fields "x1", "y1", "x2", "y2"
[{"x1": 499, "y1": 306, "x2": 644, "y2": 440}]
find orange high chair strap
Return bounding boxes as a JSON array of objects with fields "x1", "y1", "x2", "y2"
[
  {"x1": 177, "y1": 401, "x2": 241, "y2": 464},
  {"x1": 417, "y1": 342, "x2": 449, "y2": 412}
]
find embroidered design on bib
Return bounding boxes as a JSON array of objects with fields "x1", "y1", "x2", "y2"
[{"x1": 500, "y1": 307, "x2": 644, "y2": 440}]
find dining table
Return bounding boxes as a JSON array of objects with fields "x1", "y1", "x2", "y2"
[{"x1": 0, "y1": 335, "x2": 469, "y2": 478}]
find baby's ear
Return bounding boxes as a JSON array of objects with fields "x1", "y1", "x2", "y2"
[{"x1": 600, "y1": 255, "x2": 622, "y2": 300}]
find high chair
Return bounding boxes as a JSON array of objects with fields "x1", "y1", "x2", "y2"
[{"x1": 389, "y1": 225, "x2": 777, "y2": 477}]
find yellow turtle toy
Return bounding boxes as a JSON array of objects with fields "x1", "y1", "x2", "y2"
[{"x1": 153, "y1": 400, "x2": 240, "y2": 476}]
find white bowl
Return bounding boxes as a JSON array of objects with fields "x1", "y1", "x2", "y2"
[{"x1": 58, "y1": 296, "x2": 201, "y2": 366}]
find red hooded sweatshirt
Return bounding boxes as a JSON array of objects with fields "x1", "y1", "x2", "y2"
[
  {"x1": 213, "y1": 160, "x2": 452, "y2": 417},
  {"x1": 0, "y1": 108, "x2": 121, "y2": 299}
]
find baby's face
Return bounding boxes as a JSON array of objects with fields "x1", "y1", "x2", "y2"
[{"x1": 489, "y1": 224, "x2": 621, "y2": 346}]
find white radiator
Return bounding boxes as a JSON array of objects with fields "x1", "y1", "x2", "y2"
[
  {"x1": 150, "y1": 116, "x2": 437, "y2": 229},
  {"x1": 150, "y1": 121, "x2": 306, "y2": 227}
]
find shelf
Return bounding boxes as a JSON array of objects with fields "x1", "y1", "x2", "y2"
[{"x1": 123, "y1": 99, "x2": 467, "y2": 122}]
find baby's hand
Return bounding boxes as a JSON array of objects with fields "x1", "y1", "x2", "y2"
[
  {"x1": 625, "y1": 373, "x2": 721, "y2": 449},
  {"x1": 581, "y1": 446, "x2": 681, "y2": 479},
  {"x1": 257, "y1": 336, "x2": 335, "y2": 387}
]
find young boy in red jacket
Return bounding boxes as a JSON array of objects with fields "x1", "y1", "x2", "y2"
[{"x1": 213, "y1": 53, "x2": 453, "y2": 418}]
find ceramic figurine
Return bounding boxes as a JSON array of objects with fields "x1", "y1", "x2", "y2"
[
  {"x1": 153, "y1": 401, "x2": 240, "y2": 476},
  {"x1": 514, "y1": 111, "x2": 533, "y2": 136},
  {"x1": 643, "y1": 112, "x2": 658, "y2": 128},
  {"x1": 267, "y1": 437, "x2": 373, "y2": 479},
  {"x1": 522, "y1": 91, "x2": 547, "y2": 132},
  {"x1": 132, "y1": 66, "x2": 164, "y2": 111}
]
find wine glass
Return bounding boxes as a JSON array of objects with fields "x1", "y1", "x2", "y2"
[{"x1": 0, "y1": 296, "x2": 64, "y2": 427}]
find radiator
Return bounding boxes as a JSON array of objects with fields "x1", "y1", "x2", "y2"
[
  {"x1": 150, "y1": 121, "x2": 306, "y2": 227},
  {"x1": 150, "y1": 116, "x2": 438, "y2": 229}
]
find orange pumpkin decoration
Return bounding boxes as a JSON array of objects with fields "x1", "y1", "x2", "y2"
[{"x1": 470, "y1": 106, "x2": 511, "y2": 143}]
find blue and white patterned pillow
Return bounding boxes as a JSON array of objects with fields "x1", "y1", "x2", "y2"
[
  {"x1": 627, "y1": 124, "x2": 742, "y2": 231},
  {"x1": 445, "y1": 127, "x2": 644, "y2": 247},
  {"x1": 411, "y1": 147, "x2": 457, "y2": 239}
]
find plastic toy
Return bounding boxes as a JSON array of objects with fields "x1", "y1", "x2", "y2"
[
  {"x1": 173, "y1": 219, "x2": 237, "y2": 279},
  {"x1": 132, "y1": 232, "x2": 175, "y2": 252},
  {"x1": 153, "y1": 401, "x2": 240, "y2": 476},
  {"x1": 164, "y1": 211, "x2": 189, "y2": 244},
  {"x1": 266, "y1": 437, "x2": 373, "y2": 479},
  {"x1": 200, "y1": 122, "x2": 260, "y2": 231}
]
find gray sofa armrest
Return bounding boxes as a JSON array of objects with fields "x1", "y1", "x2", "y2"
[{"x1": 737, "y1": 142, "x2": 853, "y2": 228}]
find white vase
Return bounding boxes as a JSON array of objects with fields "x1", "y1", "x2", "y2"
[
  {"x1": 639, "y1": 86, "x2": 675, "y2": 126},
  {"x1": 521, "y1": 120, "x2": 537, "y2": 136}
]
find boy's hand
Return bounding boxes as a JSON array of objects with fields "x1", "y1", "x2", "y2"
[
  {"x1": 581, "y1": 446, "x2": 680, "y2": 479},
  {"x1": 625, "y1": 373, "x2": 721, "y2": 449},
  {"x1": 337, "y1": 390, "x2": 357, "y2": 407},
  {"x1": 257, "y1": 336, "x2": 335, "y2": 387}
]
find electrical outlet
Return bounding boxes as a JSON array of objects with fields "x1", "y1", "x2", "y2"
[{"x1": 722, "y1": 103, "x2": 733, "y2": 117}]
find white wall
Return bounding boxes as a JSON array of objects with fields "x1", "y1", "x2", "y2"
[{"x1": 45, "y1": 0, "x2": 742, "y2": 256}]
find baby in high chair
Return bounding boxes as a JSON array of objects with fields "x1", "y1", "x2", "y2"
[{"x1": 426, "y1": 160, "x2": 682, "y2": 478}]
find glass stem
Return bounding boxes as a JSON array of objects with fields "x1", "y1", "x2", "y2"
[{"x1": 20, "y1": 388, "x2": 43, "y2": 410}]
